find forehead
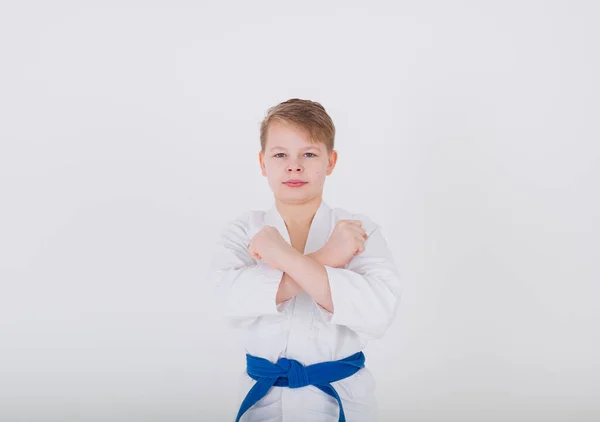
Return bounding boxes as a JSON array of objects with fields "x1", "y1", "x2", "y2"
[{"x1": 266, "y1": 120, "x2": 324, "y2": 151}]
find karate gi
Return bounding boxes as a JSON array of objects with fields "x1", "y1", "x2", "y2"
[{"x1": 210, "y1": 199, "x2": 402, "y2": 421}]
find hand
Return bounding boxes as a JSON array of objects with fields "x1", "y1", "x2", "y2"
[
  {"x1": 248, "y1": 226, "x2": 296, "y2": 271},
  {"x1": 318, "y1": 219, "x2": 368, "y2": 268}
]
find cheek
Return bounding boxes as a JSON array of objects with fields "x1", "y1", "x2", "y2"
[
  {"x1": 263, "y1": 160, "x2": 282, "y2": 173},
  {"x1": 311, "y1": 165, "x2": 327, "y2": 178},
  {"x1": 267, "y1": 160, "x2": 284, "y2": 170}
]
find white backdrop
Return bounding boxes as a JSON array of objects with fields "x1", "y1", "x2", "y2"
[{"x1": 1, "y1": 1, "x2": 598, "y2": 421}]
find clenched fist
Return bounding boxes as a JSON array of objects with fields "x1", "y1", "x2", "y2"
[
  {"x1": 248, "y1": 226, "x2": 294, "y2": 271},
  {"x1": 319, "y1": 219, "x2": 368, "y2": 268}
]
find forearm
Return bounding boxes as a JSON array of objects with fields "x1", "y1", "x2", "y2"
[
  {"x1": 280, "y1": 249, "x2": 333, "y2": 312},
  {"x1": 275, "y1": 273, "x2": 302, "y2": 305},
  {"x1": 275, "y1": 252, "x2": 330, "y2": 305}
]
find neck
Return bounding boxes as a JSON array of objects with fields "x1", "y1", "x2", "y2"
[{"x1": 275, "y1": 196, "x2": 322, "y2": 228}]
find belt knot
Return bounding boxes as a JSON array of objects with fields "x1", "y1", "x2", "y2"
[{"x1": 277, "y1": 357, "x2": 309, "y2": 388}]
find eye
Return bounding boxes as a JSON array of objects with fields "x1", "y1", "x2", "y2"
[{"x1": 273, "y1": 152, "x2": 317, "y2": 158}]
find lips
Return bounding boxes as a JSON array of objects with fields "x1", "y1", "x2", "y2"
[{"x1": 283, "y1": 180, "x2": 307, "y2": 187}]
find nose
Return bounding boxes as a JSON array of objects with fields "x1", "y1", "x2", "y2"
[{"x1": 287, "y1": 163, "x2": 303, "y2": 173}]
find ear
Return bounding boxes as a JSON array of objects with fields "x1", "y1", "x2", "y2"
[
  {"x1": 259, "y1": 151, "x2": 266, "y2": 176},
  {"x1": 326, "y1": 150, "x2": 338, "y2": 175}
]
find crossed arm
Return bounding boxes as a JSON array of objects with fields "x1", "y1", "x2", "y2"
[
  {"x1": 275, "y1": 249, "x2": 333, "y2": 312},
  {"x1": 211, "y1": 217, "x2": 402, "y2": 340}
]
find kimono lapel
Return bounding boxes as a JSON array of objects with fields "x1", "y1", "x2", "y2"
[{"x1": 264, "y1": 199, "x2": 333, "y2": 255}]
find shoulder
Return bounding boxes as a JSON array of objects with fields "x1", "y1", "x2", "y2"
[
  {"x1": 330, "y1": 205, "x2": 380, "y2": 236},
  {"x1": 218, "y1": 208, "x2": 266, "y2": 240}
]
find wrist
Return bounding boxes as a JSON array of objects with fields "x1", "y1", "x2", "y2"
[{"x1": 308, "y1": 249, "x2": 329, "y2": 266}]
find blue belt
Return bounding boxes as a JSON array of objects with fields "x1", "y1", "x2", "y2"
[{"x1": 235, "y1": 351, "x2": 365, "y2": 422}]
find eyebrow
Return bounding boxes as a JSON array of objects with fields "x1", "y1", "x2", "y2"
[{"x1": 268, "y1": 146, "x2": 320, "y2": 152}]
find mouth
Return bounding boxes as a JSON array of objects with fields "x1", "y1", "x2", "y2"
[{"x1": 283, "y1": 181, "x2": 308, "y2": 187}]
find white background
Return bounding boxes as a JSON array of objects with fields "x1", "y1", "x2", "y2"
[{"x1": 1, "y1": 1, "x2": 599, "y2": 421}]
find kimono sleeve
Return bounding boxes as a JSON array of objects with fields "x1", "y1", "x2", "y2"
[
  {"x1": 209, "y1": 214, "x2": 288, "y2": 318},
  {"x1": 316, "y1": 215, "x2": 402, "y2": 340}
]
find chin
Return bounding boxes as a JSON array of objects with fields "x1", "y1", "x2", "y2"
[{"x1": 281, "y1": 190, "x2": 319, "y2": 201}]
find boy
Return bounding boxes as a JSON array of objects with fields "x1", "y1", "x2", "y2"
[{"x1": 209, "y1": 98, "x2": 402, "y2": 421}]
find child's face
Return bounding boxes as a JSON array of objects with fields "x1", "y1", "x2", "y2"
[{"x1": 259, "y1": 120, "x2": 337, "y2": 203}]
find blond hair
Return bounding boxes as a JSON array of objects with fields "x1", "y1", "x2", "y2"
[{"x1": 260, "y1": 98, "x2": 335, "y2": 153}]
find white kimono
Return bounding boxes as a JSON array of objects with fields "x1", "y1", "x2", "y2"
[{"x1": 210, "y1": 199, "x2": 402, "y2": 421}]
